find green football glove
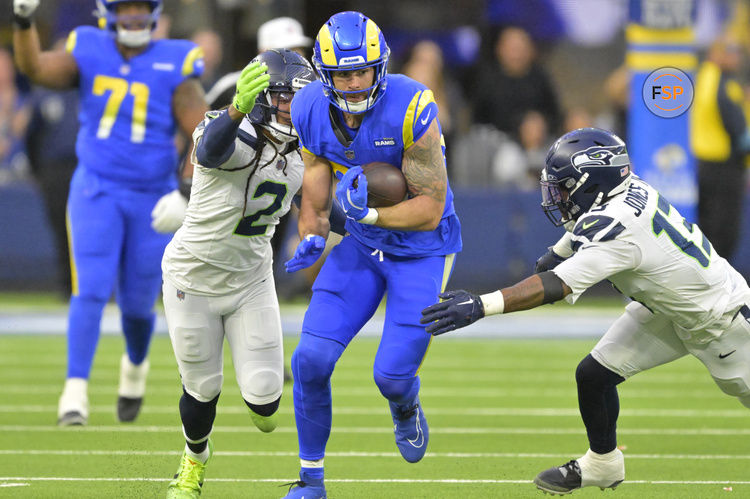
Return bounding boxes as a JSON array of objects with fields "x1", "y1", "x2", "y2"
[{"x1": 232, "y1": 62, "x2": 270, "y2": 114}]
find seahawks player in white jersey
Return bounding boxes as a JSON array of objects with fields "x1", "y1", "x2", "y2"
[
  {"x1": 421, "y1": 128, "x2": 750, "y2": 495},
  {"x1": 162, "y1": 49, "x2": 343, "y2": 498}
]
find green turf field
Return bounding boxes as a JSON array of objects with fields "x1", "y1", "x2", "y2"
[{"x1": 0, "y1": 332, "x2": 747, "y2": 498}]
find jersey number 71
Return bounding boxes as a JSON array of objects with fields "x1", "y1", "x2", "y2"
[{"x1": 93, "y1": 75, "x2": 149, "y2": 143}]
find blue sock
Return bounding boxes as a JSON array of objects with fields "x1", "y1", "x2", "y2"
[
  {"x1": 301, "y1": 466, "x2": 324, "y2": 480},
  {"x1": 122, "y1": 314, "x2": 154, "y2": 365},
  {"x1": 67, "y1": 295, "x2": 107, "y2": 378}
]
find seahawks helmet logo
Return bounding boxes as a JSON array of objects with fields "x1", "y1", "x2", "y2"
[{"x1": 571, "y1": 145, "x2": 628, "y2": 171}]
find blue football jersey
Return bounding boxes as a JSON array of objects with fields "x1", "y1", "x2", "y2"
[
  {"x1": 66, "y1": 27, "x2": 204, "y2": 190},
  {"x1": 291, "y1": 74, "x2": 462, "y2": 257}
]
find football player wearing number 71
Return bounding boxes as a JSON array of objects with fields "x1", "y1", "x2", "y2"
[
  {"x1": 12, "y1": 0, "x2": 208, "y2": 426},
  {"x1": 421, "y1": 127, "x2": 750, "y2": 496}
]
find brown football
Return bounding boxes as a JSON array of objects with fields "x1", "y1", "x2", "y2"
[{"x1": 361, "y1": 162, "x2": 408, "y2": 207}]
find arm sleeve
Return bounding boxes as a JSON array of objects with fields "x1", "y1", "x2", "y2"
[
  {"x1": 195, "y1": 109, "x2": 241, "y2": 168},
  {"x1": 552, "y1": 239, "x2": 641, "y2": 304}
]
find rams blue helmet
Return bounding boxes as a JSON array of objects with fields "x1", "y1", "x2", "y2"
[
  {"x1": 247, "y1": 49, "x2": 316, "y2": 143},
  {"x1": 541, "y1": 128, "x2": 632, "y2": 228},
  {"x1": 312, "y1": 11, "x2": 390, "y2": 114},
  {"x1": 96, "y1": 0, "x2": 162, "y2": 47}
]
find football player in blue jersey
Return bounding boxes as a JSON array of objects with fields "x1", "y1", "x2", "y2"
[
  {"x1": 281, "y1": 11, "x2": 462, "y2": 498},
  {"x1": 12, "y1": 0, "x2": 208, "y2": 426}
]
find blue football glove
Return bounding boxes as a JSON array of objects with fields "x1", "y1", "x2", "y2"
[
  {"x1": 285, "y1": 234, "x2": 326, "y2": 273},
  {"x1": 420, "y1": 290, "x2": 485, "y2": 336},
  {"x1": 335, "y1": 166, "x2": 370, "y2": 221},
  {"x1": 534, "y1": 247, "x2": 567, "y2": 273}
]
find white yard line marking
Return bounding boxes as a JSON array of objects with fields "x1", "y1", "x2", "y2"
[
  {"x1": 1, "y1": 405, "x2": 747, "y2": 418},
  {"x1": 0, "y1": 483, "x2": 29, "y2": 487},
  {"x1": 0, "y1": 384, "x2": 724, "y2": 399},
  {"x1": 1, "y1": 449, "x2": 750, "y2": 460},
  {"x1": 0, "y1": 476, "x2": 748, "y2": 485},
  {"x1": 4, "y1": 425, "x2": 750, "y2": 435}
]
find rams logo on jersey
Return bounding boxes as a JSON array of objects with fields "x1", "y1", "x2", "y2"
[
  {"x1": 374, "y1": 138, "x2": 396, "y2": 147},
  {"x1": 571, "y1": 145, "x2": 628, "y2": 171}
]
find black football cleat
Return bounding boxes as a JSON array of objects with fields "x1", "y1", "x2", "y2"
[
  {"x1": 117, "y1": 396, "x2": 143, "y2": 423},
  {"x1": 534, "y1": 460, "x2": 583, "y2": 495}
]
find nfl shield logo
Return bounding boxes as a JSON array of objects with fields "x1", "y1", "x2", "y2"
[
  {"x1": 176, "y1": 289, "x2": 185, "y2": 301},
  {"x1": 345, "y1": 149, "x2": 355, "y2": 160}
]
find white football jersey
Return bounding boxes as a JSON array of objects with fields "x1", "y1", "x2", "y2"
[
  {"x1": 553, "y1": 176, "x2": 750, "y2": 342},
  {"x1": 163, "y1": 115, "x2": 303, "y2": 296}
]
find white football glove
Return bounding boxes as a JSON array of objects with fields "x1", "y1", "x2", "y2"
[
  {"x1": 151, "y1": 190, "x2": 188, "y2": 233},
  {"x1": 14, "y1": 0, "x2": 40, "y2": 19}
]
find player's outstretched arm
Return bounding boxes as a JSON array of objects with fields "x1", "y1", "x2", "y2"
[
  {"x1": 420, "y1": 272, "x2": 572, "y2": 335},
  {"x1": 12, "y1": 0, "x2": 78, "y2": 88},
  {"x1": 372, "y1": 118, "x2": 447, "y2": 231}
]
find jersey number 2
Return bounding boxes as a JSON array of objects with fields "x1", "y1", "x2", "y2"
[
  {"x1": 234, "y1": 181, "x2": 288, "y2": 237},
  {"x1": 652, "y1": 194, "x2": 711, "y2": 267},
  {"x1": 93, "y1": 75, "x2": 149, "y2": 143}
]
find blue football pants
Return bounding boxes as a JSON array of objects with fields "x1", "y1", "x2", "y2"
[
  {"x1": 292, "y1": 235, "x2": 454, "y2": 460},
  {"x1": 66, "y1": 168, "x2": 171, "y2": 379}
]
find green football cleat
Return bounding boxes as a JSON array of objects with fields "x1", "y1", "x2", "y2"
[
  {"x1": 166, "y1": 439, "x2": 213, "y2": 498},
  {"x1": 248, "y1": 408, "x2": 277, "y2": 433}
]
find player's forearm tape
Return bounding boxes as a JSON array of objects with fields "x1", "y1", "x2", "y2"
[
  {"x1": 480, "y1": 290, "x2": 504, "y2": 316},
  {"x1": 359, "y1": 208, "x2": 378, "y2": 225},
  {"x1": 329, "y1": 201, "x2": 348, "y2": 235},
  {"x1": 552, "y1": 232, "x2": 574, "y2": 258},
  {"x1": 13, "y1": 14, "x2": 32, "y2": 29},
  {"x1": 178, "y1": 177, "x2": 192, "y2": 200},
  {"x1": 539, "y1": 271, "x2": 564, "y2": 304}
]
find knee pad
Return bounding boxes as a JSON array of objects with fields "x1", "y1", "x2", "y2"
[
  {"x1": 576, "y1": 354, "x2": 625, "y2": 388},
  {"x1": 291, "y1": 333, "x2": 345, "y2": 387},
  {"x1": 245, "y1": 396, "x2": 281, "y2": 417},
  {"x1": 712, "y1": 375, "x2": 750, "y2": 404},
  {"x1": 239, "y1": 367, "x2": 282, "y2": 403},
  {"x1": 183, "y1": 373, "x2": 223, "y2": 402},
  {"x1": 373, "y1": 371, "x2": 419, "y2": 405}
]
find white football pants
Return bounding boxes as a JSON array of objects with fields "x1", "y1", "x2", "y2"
[
  {"x1": 162, "y1": 277, "x2": 284, "y2": 405},
  {"x1": 592, "y1": 301, "x2": 750, "y2": 407}
]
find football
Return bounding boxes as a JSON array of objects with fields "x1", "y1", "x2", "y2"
[{"x1": 361, "y1": 162, "x2": 408, "y2": 208}]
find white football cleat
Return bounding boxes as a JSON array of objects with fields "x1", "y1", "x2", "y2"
[
  {"x1": 117, "y1": 354, "x2": 149, "y2": 423},
  {"x1": 57, "y1": 378, "x2": 89, "y2": 426}
]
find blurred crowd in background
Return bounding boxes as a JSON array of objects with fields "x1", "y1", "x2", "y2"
[{"x1": 2, "y1": 0, "x2": 750, "y2": 293}]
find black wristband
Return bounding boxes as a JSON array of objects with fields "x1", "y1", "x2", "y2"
[
  {"x1": 539, "y1": 271, "x2": 564, "y2": 304},
  {"x1": 178, "y1": 177, "x2": 192, "y2": 200},
  {"x1": 13, "y1": 14, "x2": 32, "y2": 30}
]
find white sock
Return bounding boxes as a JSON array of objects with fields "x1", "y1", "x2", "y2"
[
  {"x1": 578, "y1": 448, "x2": 624, "y2": 487},
  {"x1": 185, "y1": 443, "x2": 210, "y2": 464}
]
